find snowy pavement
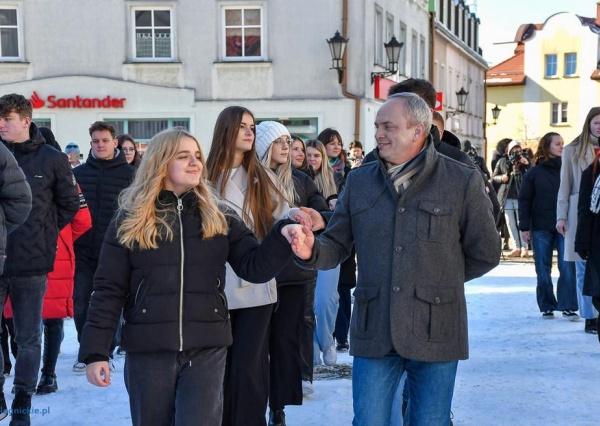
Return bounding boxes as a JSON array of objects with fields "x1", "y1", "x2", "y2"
[{"x1": 7, "y1": 261, "x2": 599, "y2": 425}]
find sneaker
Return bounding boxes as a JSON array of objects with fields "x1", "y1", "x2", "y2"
[
  {"x1": 302, "y1": 381, "x2": 314, "y2": 397},
  {"x1": 542, "y1": 311, "x2": 554, "y2": 319},
  {"x1": 72, "y1": 362, "x2": 86, "y2": 374},
  {"x1": 585, "y1": 318, "x2": 598, "y2": 334},
  {"x1": 520, "y1": 249, "x2": 529, "y2": 258},
  {"x1": 336, "y1": 341, "x2": 349, "y2": 352},
  {"x1": 508, "y1": 249, "x2": 521, "y2": 257},
  {"x1": 322, "y1": 345, "x2": 337, "y2": 366},
  {"x1": 562, "y1": 310, "x2": 580, "y2": 321}
]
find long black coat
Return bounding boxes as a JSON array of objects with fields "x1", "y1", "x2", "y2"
[
  {"x1": 79, "y1": 190, "x2": 295, "y2": 363},
  {"x1": 575, "y1": 164, "x2": 600, "y2": 297},
  {"x1": 518, "y1": 157, "x2": 562, "y2": 232}
]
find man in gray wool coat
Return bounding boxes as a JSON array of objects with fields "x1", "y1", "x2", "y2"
[{"x1": 290, "y1": 92, "x2": 500, "y2": 426}]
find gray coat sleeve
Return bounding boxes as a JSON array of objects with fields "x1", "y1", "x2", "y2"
[{"x1": 0, "y1": 143, "x2": 32, "y2": 234}]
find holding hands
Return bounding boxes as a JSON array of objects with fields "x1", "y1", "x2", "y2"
[
  {"x1": 281, "y1": 224, "x2": 315, "y2": 259},
  {"x1": 289, "y1": 207, "x2": 326, "y2": 231}
]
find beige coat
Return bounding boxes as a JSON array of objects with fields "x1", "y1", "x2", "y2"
[
  {"x1": 220, "y1": 167, "x2": 290, "y2": 309},
  {"x1": 557, "y1": 140, "x2": 595, "y2": 261}
]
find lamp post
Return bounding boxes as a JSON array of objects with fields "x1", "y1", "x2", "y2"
[
  {"x1": 371, "y1": 36, "x2": 404, "y2": 84},
  {"x1": 327, "y1": 31, "x2": 348, "y2": 84},
  {"x1": 446, "y1": 87, "x2": 470, "y2": 118}
]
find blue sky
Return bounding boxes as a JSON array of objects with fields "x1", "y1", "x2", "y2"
[{"x1": 475, "y1": 0, "x2": 594, "y2": 64}]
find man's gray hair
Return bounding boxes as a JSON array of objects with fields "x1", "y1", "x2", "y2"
[{"x1": 388, "y1": 92, "x2": 432, "y2": 132}]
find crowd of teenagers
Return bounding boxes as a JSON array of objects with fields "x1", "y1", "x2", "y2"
[{"x1": 0, "y1": 79, "x2": 597, "y2": 426}]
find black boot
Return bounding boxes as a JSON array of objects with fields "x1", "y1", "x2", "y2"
[
  {"x1": 36, "y1": 373, "x2": 58, "y2": 395},
  {"x1": 268, "y1": 408, "x2": 286, "y2": 426},
  {"x1": 0, "y1": 391, "x2": 7, "y2": 420},
  {"x1": 9, "y1": 391, "x2": 31, "y2": 426}
]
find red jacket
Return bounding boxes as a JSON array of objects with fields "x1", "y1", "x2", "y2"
[{"x1": 4, "y1": 186, "x2": 91, "y2": 319}]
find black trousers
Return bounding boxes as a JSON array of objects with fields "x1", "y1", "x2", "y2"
[
  {"x1": 223, "y1": 303, "x2": 273, "y2": 426},
  {"x1": 334, "y1": 283, "x2": 353, "y2": 345},
  {"x1": 593, "y1": 297, "x2": 600, "y2": 344},
  {"x1": 300, "y1": 281, "x2": 316, "y2": 383},
  {"x1": 269, "y1": 285, "x2": 305, "y2": 410},
  {"x1": 41, "y1": 318, "x2": 63, "y2": 375},
  {"x1": 0, "y1": 315, "x2": 17, "y2": 374}
]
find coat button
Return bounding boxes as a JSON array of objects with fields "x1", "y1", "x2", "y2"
[
  {"x1": 142, "y1": 308, "x2": 147, "y2": 313},
  {"x1": 398, "y1": 207, "x2": 405, "y2": 213},
  {"x1": 214, "y1": 309, "x2": 219, "y2": 313},
  {"x1": 392, "y1": 286, "x2": 400, "y2": 292},
  {"x1": 434, "y1": 207, "x2": 440, "y2": 214},
  {"x1": 434, "y1": 297, "x2": 441, "y2": 304},
  {"x1": 395, "y1": 246, "x2": 402, "y2": 253}
]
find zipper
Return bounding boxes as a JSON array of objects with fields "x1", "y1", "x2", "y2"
[
  {"x1": 177, "y1": 197, "x2": 184, "y2": 351},
  {"x1": 134, "y1": 278, "x2": 146, "y2": 305}
]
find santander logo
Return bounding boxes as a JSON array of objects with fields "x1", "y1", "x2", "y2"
[{"x1": 29, "y1": 91, "x2": 126, "y2": 109}]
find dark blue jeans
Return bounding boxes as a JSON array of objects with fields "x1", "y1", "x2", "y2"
[
  {"x1": 0, "y1": 274, "x2": 47, "y2": 394},
  {"x1": 531, "y1": 231, "x2": 577, "y2": 312},
  {"x1": 334, "y1": 283, "x2": 353, "y2": 345},
  {"x1": 124, "y1": 347, "x2": 227, "y2": 426}
]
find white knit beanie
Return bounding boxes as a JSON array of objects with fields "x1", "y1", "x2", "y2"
[
  {"x1": 255, "y1": 121, "x2": 291, "y2": 161},
  {"x1": 507, "y1": 140, "x2": 521, "y2": 153}
]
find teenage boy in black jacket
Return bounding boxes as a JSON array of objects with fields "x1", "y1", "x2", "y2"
[{"x1": 0, "y1": 93, "x2": 79, "y2": 424}]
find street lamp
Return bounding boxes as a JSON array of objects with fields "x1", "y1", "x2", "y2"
[
  {"x1": 371, "y1": 36, "x2": 404, "y2": 84},
  {"x1": 446, "y1": 87, "x2": 470, "y2": 118},
  {"x1": 327, "y1": 31, "x2": 348, "y2": 84}
]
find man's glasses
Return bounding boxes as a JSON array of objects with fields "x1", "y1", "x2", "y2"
[{"x1": 273, "y1": 138, "x2": 292, "y2": 148}]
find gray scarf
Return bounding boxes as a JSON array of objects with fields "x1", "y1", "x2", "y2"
[{"x1": 386, "y1": 148, "x2": 427, "y2": 196}]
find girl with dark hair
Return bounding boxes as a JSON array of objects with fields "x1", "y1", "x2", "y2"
[
  {"x1": 206, "y1": 106, "x2": 292, "y2": 426},
  {"x1": 557, "y1": 107, "x2": 600, "y2": 333},
  {"x1": 518, "y1": 132, "x2": 578, "y2": 319},
  {"x1": 317, "y1": 128, "x2": 351, "y2": 177},
  {"x1": 79, "y1": 128, "x2": 305, "y2": 426},
  {"x1": 117, "y1": 134, "x2": 141, "y2": 167}
]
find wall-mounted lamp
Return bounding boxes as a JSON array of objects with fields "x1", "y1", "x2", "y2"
[
  {"x1": 486, "y1": 104, "x2": 502, "y2": 126},
  {"x1": 327, "y1": 30, "x2": 349, "y2": 84},
  {"x1": 371, "y1": 36, "x2": 404, "y2": 84},
  {"x1": 445, "y1": 87, "x2": 469, "y2": 118}
]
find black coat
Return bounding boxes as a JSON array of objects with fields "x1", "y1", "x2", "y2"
[
  {"x1": 518, "y1": 158, "x2": 562, "y2": 232},
  {"x1": 1, "y1": 123, "x2": 79, "y2": 276},
  {"x1": 79, "y1": 190, "x2": 295, "y2": 362},
  {"x1": 73, "y1": 149, "x2": 135, "y2": 260},
  {"x1": 0, "y1": 143, "x2": 32, "y2": 275},
  {"x1": 575, "y1": 164, "x2": 600, "y2": 297}
]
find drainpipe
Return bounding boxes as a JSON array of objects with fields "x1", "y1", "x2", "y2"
[
  {"x1": 341, "y1": 0, "x2": 361, "y2": 142},
  {"x1": 429, "y1": 2, "x2": 436, "y2": 84}
]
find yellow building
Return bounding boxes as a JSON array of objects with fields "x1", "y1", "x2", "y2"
[{"x1": 485, "y1": 6, "x2": 600, "y2": 168}]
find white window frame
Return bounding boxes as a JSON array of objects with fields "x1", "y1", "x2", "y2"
[
  {"x1": 0, "y1": 4, "x2": 23, "y2": 60},
  {"x1": 399, "y1": 21, "x2": 407, "y2": 76},
  {"x1": 130, "y1": 6, "x2": 175, "y2": 62},
  {"x1": 411, "y1": 31, "x2": 418, "y2": 77},
  {"x1": 545, "y1": 54, "x2": 557, "y2": 78},
  {"x1": 374, "y1": 5, "x2": 384, "y2": 66},
  {"x1": 221, "y1": 4, "x2": 265, "y2": 61},
  {"x1": 564, "y1": 52, "x2": 577, "y2": 77},
  {"x1": 551, "y1": 102, "x2": 568, "y2": 125}
]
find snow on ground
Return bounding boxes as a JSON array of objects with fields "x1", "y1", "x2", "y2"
[{"x1": 7, "y1": 261, "x2": 599, "y2": 425}]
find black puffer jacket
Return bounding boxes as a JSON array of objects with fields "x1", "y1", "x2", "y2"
[
  {"x1": 0, "y1": 143, "x2": 32, "y2": 275},
  {"x1": 73, "y1": 150, "x2": 135, "y2": 259},
  {"x1": 275, "y1": 170, "x2": 330, "y2": 287},
  {"x1": 518, "y1": 157, "x2": 561, "y2": 232},
  {"x1": 78, "y1": 190, "x2": 294, "y2": 362},
  {"x1": 1, "y1": 123, "x2": 79, "y2": 276}
]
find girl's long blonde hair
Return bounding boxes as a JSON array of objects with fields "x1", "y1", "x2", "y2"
[
  {"x1": 117, "y1": 128, "x2": 228, "y2": 250},
  {"x1": 575, "y1": 106, "x2": 600, "y2": 159},
  {"x1": 260, "y1": 139, "x2": 298, "y2": 206},
  {"x1": 306, "y1": 139, "x2": 338, "y2": 198}
]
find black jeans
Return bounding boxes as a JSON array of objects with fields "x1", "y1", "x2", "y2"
[
  {"x1": 0, "y1": 315, "x2": 17, "y2": 374},
  {"x1": 41, "y1": 319, "x2": 63, "y2": 375},
  {"x1": 334, "y1": 283, "x2": 353, "y2": 345},
  {"x1": 300, "y1": 281, "x2": 316, "y2": 383},
  {"x1": 0, "y1": 274, "x2": 47, "y2": 394},
  {"x1": 125, "y1": 348, "x2": 226, "y2": 426}
]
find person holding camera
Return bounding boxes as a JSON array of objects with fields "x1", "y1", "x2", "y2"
[{"x1": 493, "y1": 140, "x2": 531, "y2": 257}]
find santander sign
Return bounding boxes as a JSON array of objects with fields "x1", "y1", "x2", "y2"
[{"x1": 30, "y1": 91, "x2": 126, "y2": 109}]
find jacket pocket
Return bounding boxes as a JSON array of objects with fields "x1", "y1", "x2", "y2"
[
  {"x1": 416, "y1": 201, "x2": 453, "y2": 243},
  {"x1": 126, "y1": 278, "x2": 149, "y2": 322},
  {"x1": 413, "y1": 287, "x2": 457, "y2": 342},
  {"x1": 351, "y1": 286, "x2": 380, "y2": 338}
]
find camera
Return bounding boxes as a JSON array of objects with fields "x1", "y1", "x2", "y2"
[{"x1": 508, "y1": 151, "x2": 522, "y2": 163}]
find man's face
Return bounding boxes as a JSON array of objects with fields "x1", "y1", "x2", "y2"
[
  {"x1": 67, "y1": 151, "x2": 80, "y2": 164},
  {"x1": 90, "y1": 130, "x2": 117, "y2": 160},
  {"x1": 0, "y1": 111, "x2": 31, "y2": 143},
  {"x1": 374, "y1": 99, "x2": 426, "y2": 165}
]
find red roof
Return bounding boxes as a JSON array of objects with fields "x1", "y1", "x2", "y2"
[{"x1": 485, "y1": 48, "x2": 525, "y2": 87}]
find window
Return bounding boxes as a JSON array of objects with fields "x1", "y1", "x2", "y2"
[
  {"x1": 545, "y1": 54, "x2": 557, "y2": 77},
  {"x1": 133, "y1": 8, "x2": 173, "y2": 60},
  {"x1": 223, "y1": 6, "x2": 263, "y2": 59},
  {"x1": 565, "y1": 53, "x2": 577, "y2": 76},
  {"x1": 399, "y1": 22, "x2": 407, "y2": 75},
  {"x1": 411, "y1": 31, "x2": 418, "y2": 77},
  {"x1": 104, "y1": 119, "x2": 190, "y2": 146},
  {"x1": 0, "y1": 7, "x2": 19, "y2": 58},
  {"x1": 419, "y1": 36, "x2": 426, "y2": 78},
  {"x1": 33, "y1": 119, "x2": 51, "y2": 130},
  {"x1": 551, "y1": 102, "x2": 568, "y2": 124},
  {"x1": 374, "y1": 6, "x2": 383, "y2": 65},
  {"x1": 257, "y1": 117, "x2": 318, "y2": 140}
]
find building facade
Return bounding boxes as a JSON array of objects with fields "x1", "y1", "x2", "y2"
[
  {"x1": 486, "y1": 4, "x2": 600, "y2": 164},
  {"x1": 0, "y1": 0, "x2": 482, "y2": 156}
]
